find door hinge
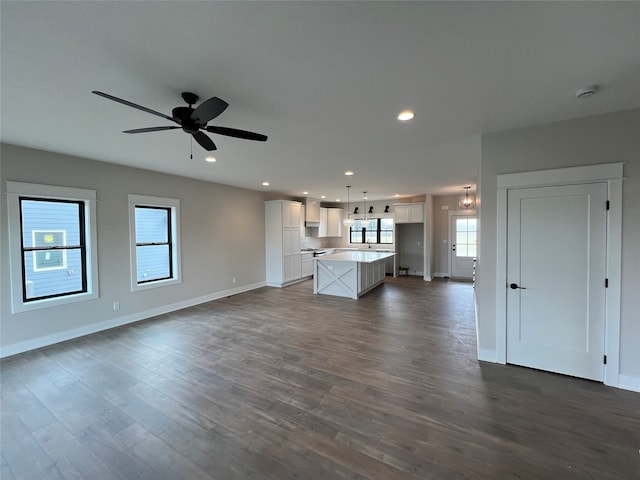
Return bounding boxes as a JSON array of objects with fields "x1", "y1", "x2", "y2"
[
  {"x1": 604, "y1": 355, "x2": 607, "y2": 365},
  {"x1": 606, "y1": 200, "x2": 610, "y2": 210},
  {"x1": 605, "y1": 278, "x2": 609, "y2": 288}
]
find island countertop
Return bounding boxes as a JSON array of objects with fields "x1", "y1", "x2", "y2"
[{"x1": 318, "y1": 251, "x2": 395, "y2": 263}]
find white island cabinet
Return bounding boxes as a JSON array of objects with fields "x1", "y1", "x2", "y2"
[
  {"x1": 265, "y1": 200, "x2": 303, "y2": 287},
  {"x1": 314, "y1": 251, "x2": 395, "y2": 299}
]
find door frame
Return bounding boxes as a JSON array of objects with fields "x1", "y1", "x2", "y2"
[
  {"x1": 495, "y1": 163, "x2": 624, "y2": 387},
  {"x1": 448, "y1": 209, "x2": 476, "y2": 278}
]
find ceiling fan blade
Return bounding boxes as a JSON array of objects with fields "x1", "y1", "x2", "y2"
[
  {"x1": 206, "y1": 126, "x2": 268, "y2": 142},
  {"x1": 192, "y1": 131, "x2": 217, "y2": 151},
  {"x1": 191, "y1": 96, "x2": 229, "y2": 124},
  {"x1": 123, "y1": 126, "x2": 181, "y2": 134},
  {"x1": 92, "y1": 91, "x2": 175, "y2": 122}
]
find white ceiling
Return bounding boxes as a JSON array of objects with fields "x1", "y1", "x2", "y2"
[{"x1": 2, "y1": 2, "x2": 639, "y2": 201}]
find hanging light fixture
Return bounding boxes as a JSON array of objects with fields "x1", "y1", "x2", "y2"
[
  {"x1": 343, "y1": 186, "x2": 355, "y2": 227},
  {"x1": 362, "y1": 191, "x2": 369, "y2": 229},
  {"x1": 458, "y1": 186, "x2": 476, "y2": 209}
]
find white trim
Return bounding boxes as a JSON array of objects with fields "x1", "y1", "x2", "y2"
[
  {"x1": 495, "y1": 163, "x2": 624, "y2": 387},
  {"x1": 5, "y1": 181, "x2": 99, "y2": 313},
  {"x1": 0, "y1": 281, "x2": 266, "y2": 359},
  {"x1": 497, "y1": 163, "x2": 625, "y2": 189},
  {"x1": 432, "y1": 272, "x2": 450, "y2": 278},
  {"x1": 477, "y1": 348, "x2": 497, "y2": 363},
  {"x1": 128, "y1": 194, "x2": 182, "y2": 292},
  {"x1": 617, "y1": 374, "x2": 640, "y2": 393}
]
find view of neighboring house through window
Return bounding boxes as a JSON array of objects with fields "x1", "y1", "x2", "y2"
[
  {"x1": 129, "y1": 194, "x2": 181, "y2": 291},
  {"x1": 6, "y1": 181, "x2": 99, "y2": 313},
  {"x1": 350, "y1": 218, "x2": 394, "y2": 244},
  {"x1": 134, "y1": 206, "x2": 172, "y2": 283},
  {"x1": 20, "y1": 198, "x2": 86, "y2": 301}
]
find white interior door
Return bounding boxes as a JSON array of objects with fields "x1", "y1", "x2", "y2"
[
  {"x1": 507, "y1": 183, "x2": 607, "y2": 381},
  {"x1": 450, "y1": 214, "x2": 476, "y2": 278}
]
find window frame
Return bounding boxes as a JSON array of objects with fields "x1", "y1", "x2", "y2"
[
  {"x1": 6, "y1": 182, "x2": 99, "y2": 313},
  {"x1": 349, "y1": 217, "x2": 394, "y2": 245},
  {"x1": 128, "y1": 194, "x2": 181, "y2": 292}
]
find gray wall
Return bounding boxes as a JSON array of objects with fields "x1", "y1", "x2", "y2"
[
  {"x1": 1, "y1": 144, "x2": 267, "y2": 351},
  {"x1": 477, "y1": 108, "x2": 640, "y2": 379},
  {"x1": 396, "y1": 223, "x2": 424, "y2": 275},
  {"x1": 432, "y1": 194, "x2": 467, "y2": 276}
]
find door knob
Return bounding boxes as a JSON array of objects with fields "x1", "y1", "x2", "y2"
[{"x1": 509, "y1": 283, "x2": 526, "y2": 290}]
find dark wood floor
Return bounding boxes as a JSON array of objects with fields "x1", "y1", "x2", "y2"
[{"x1": 1, "y1": 277, "x2": 638, "y2": 479}]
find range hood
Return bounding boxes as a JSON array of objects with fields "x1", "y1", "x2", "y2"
[{"x1": 305, "y1": 198, "x2": 320, "y2": 227}]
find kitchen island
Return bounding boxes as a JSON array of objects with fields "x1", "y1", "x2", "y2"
[{"x1": 313, "y1": 251, "x2": 395, "y2": 299}]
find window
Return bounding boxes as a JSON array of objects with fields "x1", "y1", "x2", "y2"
[
  {"x1": 350, "y1": 217, "x2": 394, "y2": 244},
  {"x1": 128, "y1": 195, "x2": 181, "y2": 291},
  {"x1": 6, "y1": 182, "x2": 98, "y2": 313},
  {"x1": 455, "y1": 217, "x2": 477, "y2": 257}
]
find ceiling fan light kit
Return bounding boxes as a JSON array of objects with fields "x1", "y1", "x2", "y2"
[{"x1": 92, "y1": 90, "x2": 267, "y2": 152}]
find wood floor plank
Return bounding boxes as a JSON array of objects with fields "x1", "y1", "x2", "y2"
[{"x1": 1, "y1": 277, "x2": 638, "y2": 479}]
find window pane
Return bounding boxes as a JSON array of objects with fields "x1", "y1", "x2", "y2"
[
  {"x1": 468, "y1": 231, "x2": 477, "y2": 244},
  {"x1": 365, "y1": 230, "x2": 377, "y2": 243},
  {"x1": 137, "y1": 245, "x2": 170, "y2": 282},
  {"x1": 468, "y1": 218, "x2": 477, "y2": 231},
  {"x1": 456, "y1": 232, "x2": 468, "y2": 245},
  {"x1": 468, "y1": 245, "x2": 477, "y2": 257},
  {"x1": 381, "y1": 218, "x2": 394, "y2": 229},
  {"x1": 380, "y1": 231, "x2": 393, "y2": 243},
  {"x1": 457, "y1": 245, "x2": 468, "y2": 257},
  {"x1": 135, "y1": 207, "x2": 169, "y2": 243},
  {"x1": 21, "y1": 200, "x2": 80, "y2": 247},
  {"x1": 456, "y1": 218, "x2": 468, "y2": 232},
  {"x1": 23, "y1": 248, "x2": 83, "y2": 299}
]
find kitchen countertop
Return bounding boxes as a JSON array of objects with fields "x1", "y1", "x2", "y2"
[{"x1": 317, "y1": 251, "x2": 395, "y2": 263}]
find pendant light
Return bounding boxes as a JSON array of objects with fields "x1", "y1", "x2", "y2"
[
  {"x1": 458, "y1": 186, "x2": 476, "y2": 209},
  {"x1": 362, "y1": 191, "x2": 369, "y2": 229},
  {"x1": 343, "y1": 186, "x2": 355, "y2": 227}
]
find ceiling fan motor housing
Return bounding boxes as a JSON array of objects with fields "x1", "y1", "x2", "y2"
[{"x1": 172, "y1": 106, "x2": 201, "y2": 133}]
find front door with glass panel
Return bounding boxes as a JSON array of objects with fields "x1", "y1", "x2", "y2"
[{"x1": 450, "y1": 214, "x2": 476, "y2": 278}]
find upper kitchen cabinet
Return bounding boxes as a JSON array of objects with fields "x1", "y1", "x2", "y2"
[
  {"x1": 304, "y1": 198, "x2": 320, "y2": 227},
  {"x1": 319, "y1": 207, "x2": 343, "y2": 237},
  {"x1": 265, "y1": 200, "x2": 303, "y2": 287},
  {"x1": 394, "y1": 203, "x2": 424, "y2": 223}
]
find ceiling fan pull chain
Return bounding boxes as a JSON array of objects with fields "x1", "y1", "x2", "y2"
[{"x1": 190, "y1": 136, "x2": 193, "y2": 160}]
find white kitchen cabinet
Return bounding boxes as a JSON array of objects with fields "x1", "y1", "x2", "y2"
[
  {"x1": 265, "y1": 200, "x2": 303, "y2": 287},
  {"x1": 319, "y1": 208, "x2": 328, "y2": 237},
  {"x1": 301, "y1": 252, "x2": 314, "y2": 278},
  {"x1": 394, "y1": 203, "x2": 424, "y2": 223},
  {"x1": 327, "y1": 208, "x2": 343, "y2": 237},
  {"x1": 319, "y1": 207, "x2": 343, "y2": 237}
]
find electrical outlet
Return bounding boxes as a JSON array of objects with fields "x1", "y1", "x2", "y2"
[{"x1": 113, "y1": 302, "x2": 120, "y2": 311}]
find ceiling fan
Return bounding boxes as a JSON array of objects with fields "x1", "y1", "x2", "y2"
[{"x1": 92, "y1": 90, "x2": 267, "y2": 151}]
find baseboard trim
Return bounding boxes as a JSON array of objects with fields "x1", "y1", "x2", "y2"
[
  {"x1": 618, "y1": 374, "x2": 640, "y2": 393},
  {"x1": 0, "y1": 281, "x2": 266, "y2": 358},
  {"x1": 477, "y1": 347, "x2": 497, "y2": 363},
  {"x1": 432, "y1": 272, "x2": 450, "y2": 278}
]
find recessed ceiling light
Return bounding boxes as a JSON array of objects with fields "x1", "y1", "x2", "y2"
[
  {"x1": 394, "y1": 194, "x2": 400, "y2": 197},
  {"x1": 262, "y1": 181, "x2": 270, "y2": 186},
  {"x1": 320, "y1": 195, "x2": 326, "y2": 199},
  {"x1": 336, "y1": 198, "x2": 340, "y2": 202},
  {"x1": 303, "y1": 191, "x2": 309, "y2": 195},
  {"x1": 205, "y1": 156, "x2": 217, "y2": 163},
  {"x1": 344, "y1": 170, "x2": 354, "y2": 176},
  {"x1": 397, "y1": 110, "x2": 415, "y2": 121}
]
